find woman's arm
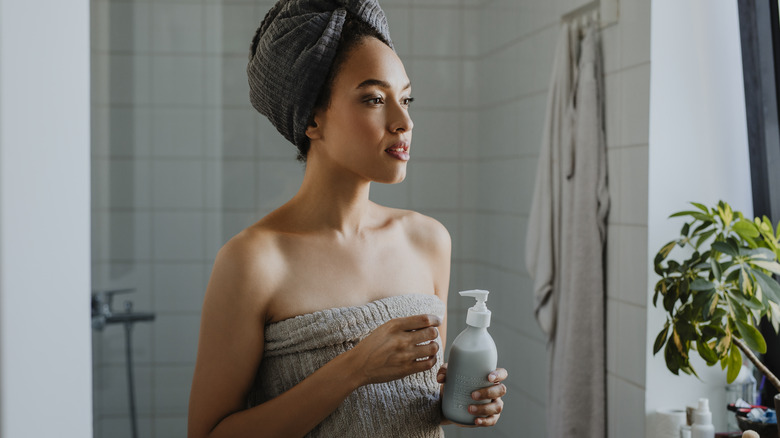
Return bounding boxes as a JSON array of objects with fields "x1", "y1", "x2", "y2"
[{"x1": 188, "y1": 237, "x2": 442, "y2": 438}]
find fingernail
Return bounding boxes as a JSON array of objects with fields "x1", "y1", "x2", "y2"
[
  {"x1": 489, "y1": 373, "x2": 497, "y2": 382},
  {"x1": 472, "y1": 391, "x2": 480, "y2": 400},
  {"x1": 469, "y1": 406, "x2": 477, "y2": 413}
]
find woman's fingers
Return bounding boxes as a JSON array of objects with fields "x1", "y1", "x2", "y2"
[
  {"x1": 471, "y1": 382, "x2": 507, "y2": 401},
  {"x1": 395, "y1": 314, "x2": 441, "y2": 331},
  {"x1": 436, "y1": 363, "x2": 447, "y2": 384},
  {"x1": 469, "y1": 397, "x2": 504, "y2": 417},
  {"x1": 487, "y1": 368, "x2": 508, "y2": 383}
]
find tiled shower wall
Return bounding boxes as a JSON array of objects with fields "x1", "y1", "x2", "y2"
[{"x1": 90, "y1": 0, "x2": 652, "y2": 436}]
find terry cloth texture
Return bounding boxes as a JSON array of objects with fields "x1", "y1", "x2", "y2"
[
  {"x1": 247, "y1": 0, "x2": 394, "y2": 149},
  {"x1": 246, "y1": 293, "x2": 446, "y2": 438}
]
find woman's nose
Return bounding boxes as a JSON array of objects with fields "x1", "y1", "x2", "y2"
[{"x1": 389, "y1": 104, "x2": 413, "y2": 133}]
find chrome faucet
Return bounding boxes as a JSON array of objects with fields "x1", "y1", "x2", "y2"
[{"x1": 91, "y1": 288, "x2": 154, "y2": 331}]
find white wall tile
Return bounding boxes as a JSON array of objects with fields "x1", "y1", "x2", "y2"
[
  {"x1": 617, "y1": 146, "x2": 649, "y2": 225},
  {"x1": 409, "y1": 161, "x2": 460, "y2": 210},
  {"x1": 384, "y1": 7, "x2": 412, "y2": 57},
  {"x1": 607, "y1": 299, "x2": 618, "y2": 374},
  {"x1": 152, "y1": 313, "x2": 200, "y2": 363},
  {"x1": 604, "y1": 72, "x2": 622, "y2": 149},
  {"x1": 154, "y1": 365, "x2": 195, "y2": 414},
  {"x1": 152, "y1": 160, "x2": 205, "y2": 209},
  {"x1": 109, "y1": 54, "x2": 153, "y2": 104},
  {"x1": 98, "y1": 320, "x2": 153, "y2": 366},
  {"x1": 409, "y1": 59, "x2": 461, "y2": 109},
  {"x1": 93, "y1": 159, "x2": 151, "y2": 210},
  {"x1": 370, "y1": 180, "x2": 410, "y2": 208},
  {"x1": 210, "y1": 4, "x2": 258, "y2": 56},
  {"x1": 109, "y1": 107, "x2": 153, "y2": 158},
  {"x1": 461, "y1": 8, "x2": 480, "y2": 58},
  {"x1": 608, "y1": 375, "x2": 646, "y2": 437},
  {"x1": 107, "y1": 211, "x2": 153, "y2": 261},
  {"x1": 96, "y1": 416, "x2": 152, "y2": 438},
  {"x1": 151, "y1": 4, "x2": 204, "y2": 54},
  {"x1": 93, "y1": 364, "x2": 153, "y2": 416},
  {"x1": 619, "y1": 65, "x2": 651, "y2": 147},
  {"x1": 256, "y1": 114, "x2": 295, "y2": 159},
  {"x1": 152, "y1": 212, "x2": 205, "y2": 261},
  {"x1": 412, "y1": 7, "x2": 461, "y2": 57},
  {"x1": 620, "y1": 0, "x2": 652, "y2": 68},
  {"x1": 106, "y1": 2, "x2": 152, "y2": 53},
  {"x1": 154, "y1": 416, "x2": 188, "y2": 438},
  {"x1": 151, "y1": 108, "x2": 206, "y2": 158},
  {"x1": 461, "y1": 59, "x2": 478, "y2": 111},
  {"x1": 606, "y1": 148, "x2": 621, "y2": 224},
  {"x1": 151, "y1": 55, "x2": 205, "y2": 106},
  {"x1": 220, "y1": 160, "x2": 257, "y2": 210},
  {"x1": 410, "y1": 109, "x2": 461, "y2": 160},
  {"x1": 153, "y1": 262, "x2": 207, "y2": 312},
  {"x1": 214, "y1": 108, "x2": 256, "y2": 158},
  {"x1": 255, "y1": 160, "x2": 304, "y2": 209},
  {"x1": 616, "y1": 225, "x2": 649, "y2": 307},
  {"x1": 616, "y1": 302, "x2": 647, "y2": 387},
  {"x1": 601, "y1": 21, "x2": 621, "y2": 75}
]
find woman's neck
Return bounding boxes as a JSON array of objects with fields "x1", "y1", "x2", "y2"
[{"x1": 287, "y1": 162, "x2": 374, "y2": 237}]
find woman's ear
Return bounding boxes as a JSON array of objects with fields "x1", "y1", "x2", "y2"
[{"x1": 305, "y1": 111, "x2": 324, "y2": 141}]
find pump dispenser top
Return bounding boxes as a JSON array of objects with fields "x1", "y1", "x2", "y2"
[{"x1": 460, "y1": 289, "x2": 491, "y2": 328}]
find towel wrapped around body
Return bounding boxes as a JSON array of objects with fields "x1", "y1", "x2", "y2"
[{"x1": 246, "y1": 293, "x2": 446, "y2": 437}]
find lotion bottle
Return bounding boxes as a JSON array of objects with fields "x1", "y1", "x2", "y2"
[
  {"x1": 691, "y1": 398, "x2": 715, "y2": 438},
  {"x1": 441, "y1": 290, "x2": 498, "y2": 425}
]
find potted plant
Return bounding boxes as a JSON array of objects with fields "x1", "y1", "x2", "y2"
[{"x1": 652, "y1": 200, "x2": 780, "y2": 430}]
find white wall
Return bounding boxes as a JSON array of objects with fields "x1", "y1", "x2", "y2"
[
  {"x1": 0, "y1": 0, "x2": 93, "y2": 437},
  {"x1": 646, "y1": 0, "x2": 752, "y2": 434}
]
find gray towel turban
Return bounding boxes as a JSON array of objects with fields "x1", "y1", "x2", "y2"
[{"x1": 247, "y1": 0, "x2": 394, "y2": 149}]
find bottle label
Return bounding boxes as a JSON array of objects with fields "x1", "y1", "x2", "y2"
[{"x1": 449, "y1": 374, "x2": 491, "y2": 410}]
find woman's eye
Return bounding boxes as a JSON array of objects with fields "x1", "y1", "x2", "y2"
[
  {"x1": 367, "y1": 97, "x2": 384, "y2": 105},
  {"x1": 403, "y1": 97, "x2": 415, "y2": 106}
]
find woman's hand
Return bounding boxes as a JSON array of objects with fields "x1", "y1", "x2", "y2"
[
  {"x1": 347, "y1": 314, "x2": 442, "y2": 386},
  {"x1": 437, "y1": 364, "x2": 508, "y2": 427}
]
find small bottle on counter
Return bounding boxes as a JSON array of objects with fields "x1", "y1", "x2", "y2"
[{"x1": 692, "y1": 398, "x2": 715, "y2": 438}]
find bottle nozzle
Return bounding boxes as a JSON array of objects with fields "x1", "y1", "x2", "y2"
[{"x1": 459, "y1": 289, "x2": 491, "y2": 327}]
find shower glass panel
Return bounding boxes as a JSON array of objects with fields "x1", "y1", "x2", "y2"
[{"x1": 89, "y1": 1, "x2": 300, "y2": 436}]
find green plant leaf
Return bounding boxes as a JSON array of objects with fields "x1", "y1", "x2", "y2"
[
  {"x1": 657, "y1": 241, "x2": 677, "y2": 261},
  {"x1": 727, "y1": 343, "x2": 742, "y2": 383},
  {"x1": 697, "y1": 339, "x2": 719, "y2": 365},
  {"x1": 746, "y1": 247, "x2": 778, "y2": 261},
  {"x1": 711, "y1": 258, "x2": 722, "y2": 280},
  {"x1": 754, "y1": 270, "x2": 780, "y2": 304},
  {"x1": 713, "y1": 241, "x2": 738, "y2": 257},
  {"x1": 665, "y1": 339, "x2": 680, "y2": 375},
  {"x1": 691, "y1": 202, "x2": 710, "y2": 213},
  {"x1": 691, "y1": 278, "x2": 715, "y2": 291},
  {"x1": 733, "y1": 219, "x2": 760, "y2": 239},
  {"x1": 653, "y1": 323, "x2": 670, "y2": 355},
  {"x1": 693, "y1": 289, "x2": 716, "y2": 319},
  {"x1": 735, "y1": 318, "x2": 767, "y2": 353},
  {"x1": 695, "y1": 229, "x2": 716, "y2": 249},
  {"x1": 753, "y1": 260, "x2": 780, "y2": 275},
  {"x1": 670, "y1": 210, "x2": 704, "y2": 218}
]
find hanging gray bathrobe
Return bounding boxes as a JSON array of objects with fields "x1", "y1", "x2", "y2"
[{"x1": 525, "y1": 21, "x2": 609, "y2": 438}]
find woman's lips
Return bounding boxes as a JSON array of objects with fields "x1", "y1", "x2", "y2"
[{"x1": 385, "y1": 142, "x2": 410, "y2": 161}]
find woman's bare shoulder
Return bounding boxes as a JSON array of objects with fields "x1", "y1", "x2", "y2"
[
  {"x1": 207, "y1": 220, "x2": 288, "y2": 309},
  {"x1": 378, "y1": 206, "x2": 451, "y2": 254}
]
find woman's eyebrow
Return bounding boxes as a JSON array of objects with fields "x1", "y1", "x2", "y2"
[{"x1": 355, "y1": 78, "x2": 411, "y2": 91}]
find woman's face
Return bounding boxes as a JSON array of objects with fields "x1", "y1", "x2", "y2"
[{"x1": 307, "y1": 36, "x2": 414, "y2": 184}]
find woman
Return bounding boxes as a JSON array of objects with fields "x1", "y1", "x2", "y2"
[{"x1": 187, "y1": 1, "x2": 507, "y2": 436}]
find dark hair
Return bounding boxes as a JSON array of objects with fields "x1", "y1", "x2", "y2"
[{"x1": 298, "y1": 13, "x2": 392, "y2": 162}]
